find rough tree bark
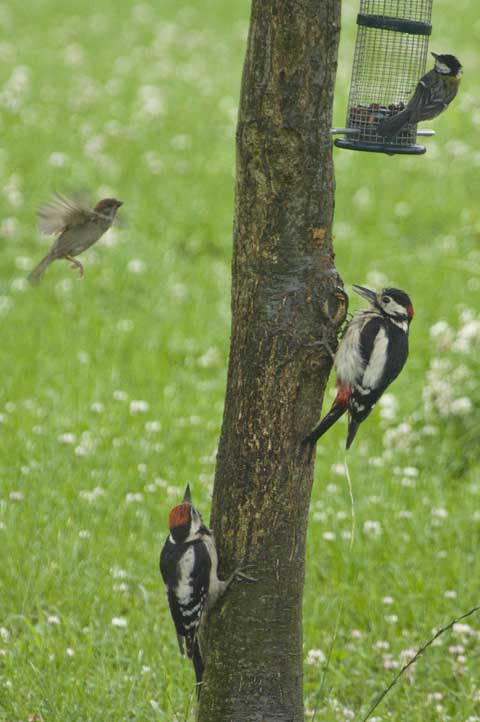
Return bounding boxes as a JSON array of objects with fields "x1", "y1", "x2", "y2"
[{"x1": 198, "y1": 2, "x2": 342, "y2": 721}]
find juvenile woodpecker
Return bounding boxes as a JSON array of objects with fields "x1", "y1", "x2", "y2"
[
  {"x1": 378, "y1": 52, "x2": 462, "y2": 137},
  {"x1": 160, "y1": 485, "x2": 252, "y2": 698},
  {"x1": 304, "y1": 285, "x2": 414, "y2": 450}
]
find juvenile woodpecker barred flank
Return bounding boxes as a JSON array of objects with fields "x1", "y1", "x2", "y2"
[
  {"x1": 159, "y1": 485, "x2": 255, "y2": 699},
  {"x1": 304, "y1": 285, "x2": 414, "y2": 450}
]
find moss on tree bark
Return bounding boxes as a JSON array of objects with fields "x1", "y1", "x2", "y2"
[{"x1": 198, "y1": 2, "x2": 342, "y2": 720}]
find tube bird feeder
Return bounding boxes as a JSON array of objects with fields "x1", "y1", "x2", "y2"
[{"x1": 334, "y1": 0, "x2": 434, "y2": 155}]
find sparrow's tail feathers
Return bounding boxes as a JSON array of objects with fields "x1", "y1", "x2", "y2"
[
  {"x1": 346, "y1": 419, "x2": 360, "y2": 450},
  {"x1": 377, "y1": 108, "x2": 411, "y2": 138},
  {"x1": 28, "y1": 254, "x2": 54, "y2": 285},
  {"x1": 192, "y1": 638, "x2": 204, "y2": 699},
  {"x1": 303, "y1": 403, "x2": 347, "y2": 446}
]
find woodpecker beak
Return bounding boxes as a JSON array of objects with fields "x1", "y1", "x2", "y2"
[
  {"x1": 352, "y1": 285, "x2": 377, "y2": 305},
  {"x1": 183, "y1": 484, "x2": 192, "y2": 503},
  {"x1": 431, "y1": 52, "x2": 439, "y2": 59}
]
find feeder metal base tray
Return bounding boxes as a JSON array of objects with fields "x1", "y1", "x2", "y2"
[{"x1": 334, "y1": 138, "x2": 426, "y2": 156}]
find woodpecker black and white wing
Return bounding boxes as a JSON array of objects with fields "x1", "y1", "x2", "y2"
[
  {"x1": 37, "y1": 193, "x2": 94, "y2": 235},
  {"x1": 349, "y1": 317, "x2": 409, "y2": 424}
]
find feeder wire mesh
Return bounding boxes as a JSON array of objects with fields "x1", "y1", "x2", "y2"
[{"x1": 336, "y1": 0, "x2": 434, "y2": 155}]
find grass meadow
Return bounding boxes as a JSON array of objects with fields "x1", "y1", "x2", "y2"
[{"x1": 1, "y1": 0, "x2": 480, "y2": 720}]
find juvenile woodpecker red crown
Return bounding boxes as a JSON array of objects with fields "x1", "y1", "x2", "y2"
[{"x1": 169, "y1": 503, "x2": 191, "y2": 530}]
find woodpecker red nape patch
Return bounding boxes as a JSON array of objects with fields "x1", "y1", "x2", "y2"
[
  {"x1": 169, "y1": 503, "x2": 191, "y2": 529},
  {"x1": 336, "y1": 385, "x2": 351, "y2": 406},
  {"x1": 407, "y1": 304, "x2": 414, "y2": 319}
]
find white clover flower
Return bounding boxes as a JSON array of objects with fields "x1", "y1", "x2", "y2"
[
  {"x1": 79, "y1": 487, "x2": 105, "y2": 502},
  {"x1": 353, "y1": 187, "x2": 371, "y2": 209},
  {"x1": 125, "y1": 493, "x2": 144, "y2": 504},
  {"x1": 113, "y1": 390, "x2": 128, "y2": 401},
  {"x1": 322, "y1": 531, "x2": 335, "y2": 541},
  {"x1": 383, "y1": 654, "x2": 398, "y2": 669},
  {"x1": 111, "y1": 617, "x2": 128, "y2": 628},
  {"x1": 197, "y1": 347, "x2": 220, "y2": 368},
  {"x1": 49, "y1": 152, "x2": 69, "y2": 167},
  {"x1": 306, "y1": 648, "x2": 326, "y2": 666},
  {"x1": 58, "y1": 432, "x2": 76, "y2": 445},
  {"x1": 444, "y1": 590, "x2": 457, "y2": 599},
  {"x1": 450, "y1": 397, "x2": 472, "y2": 416},
  {"x1": 143, "y1": 151, "x2": 163, "y2": 174},
  {"x1": 448, "y1": 645, "x2": 465, "y2": 655},
  {"x1": 363, "y1": 520, "x2": 382, "y2": 538},
  {"x1": 429, "y1": 320, "x2": 454, "y2": 350},
  {"x1": 384, "y1": 614, "x2": 398, "y2": 624},
  {"x1": 110, "y1": 567, "x2": 128, "y2": 579},
  {"x1": 14, "y1": 256, "x2": 32, "y2": 271},
  {"x1": 453, "y1": 623, "x2": 475, "y2": 636},
  {"x1": 130, "y1": 400, "x2": 149, "y2": 414},
  {"x1": 383, "y1": 422, "x2": 412, "y2": 450},
  {"x1": 379, "y1": 393, "x2": 398, "y2": 421},
  {"x1": 127, "y1": 259, "x2": 146, "y2": 274},
  {"x1": 113, "y1": 582, "x2": 129, "y2": 593},
  {"x1": 137, "y1": 85, "x2": 165, "y2": 118},
  {"x1": 431, "y1": 507, "x2": 448, "y2": 519},
  {"x1": 64, "y1": 44, "x2": 84, "y2": 66}
]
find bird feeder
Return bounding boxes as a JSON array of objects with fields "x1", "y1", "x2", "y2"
[{"x1": 334, "y1": 0, "x2": 434, "y2": 155}]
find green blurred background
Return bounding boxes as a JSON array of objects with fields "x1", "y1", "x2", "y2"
[{"x1": 0, "y1": 0, "x2": 479, "y2": 719}]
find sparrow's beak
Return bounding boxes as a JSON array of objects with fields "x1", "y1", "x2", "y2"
[
  {"x1": 431, "y1": 52, "x2": 439, "y2": 59},
  {"x1": 183, "y1": 484, "x2": 192, "y2": 503},
  {"x1": 352, "y1": 285, "x2": 377, "y2": 305},
  {"x1": 116, "y1": 200, "x2": 124, "y2": 207}
]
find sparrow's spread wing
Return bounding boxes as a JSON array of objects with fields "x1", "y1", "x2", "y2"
[{"x1": 37, "y1": 194, "x2": 95, "y2": 235}]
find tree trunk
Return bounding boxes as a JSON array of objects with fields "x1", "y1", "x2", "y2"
[{"x1": 198, "y1": 2, "x2": 342, "y2": 720}]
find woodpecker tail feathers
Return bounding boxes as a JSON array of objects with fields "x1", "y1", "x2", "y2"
[
  {"x1": 303, "y1": 402, "x2": 347, "y2": 447},
  {"x1": 346, "y1": 419, "x2": 360, "y2": 450},
  {"x1": 378, "y1": 108, "x2": 411, "y2": 137},
  {"x1": 191, "y1": 637, "x2": 204, "y2": 699}
]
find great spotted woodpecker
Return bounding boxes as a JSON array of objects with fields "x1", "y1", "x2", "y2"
[
  {"x1": 159, "y1": 485, "x2": 253, "y2": 698},
  {"x1": 304, "y1": 285, "x2": 414, "y2": 450}
]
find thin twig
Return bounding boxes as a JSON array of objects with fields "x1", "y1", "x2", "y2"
[{"x1": 360, "y1": 603, "x2": 480, "y2": 722}]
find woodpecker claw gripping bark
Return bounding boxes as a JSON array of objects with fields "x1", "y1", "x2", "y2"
[{"x1": 304, "y1": 284, "x2": 414, "y2": 450}]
